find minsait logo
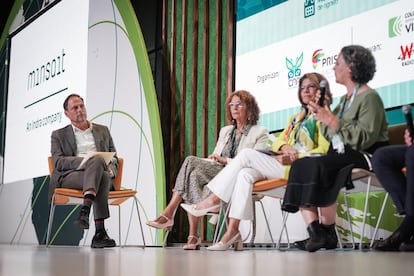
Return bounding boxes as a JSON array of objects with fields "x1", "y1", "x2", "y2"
[
  {"x1": 312, "y1": 49, "x2": 325, "y2": 69},
  {"x1": 389, "y1": 16, "x2": 402, "y2": 38}
]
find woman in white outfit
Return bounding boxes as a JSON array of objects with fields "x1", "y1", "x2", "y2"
[
  {"x1": 182, "y1": 72, "x2": 332, "y2": 251},
  {"x1": 146, "y1": 90, "x2": 269, "y2": 250}
]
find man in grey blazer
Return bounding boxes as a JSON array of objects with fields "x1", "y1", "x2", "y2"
[{"x1": 50, "y1": 94, "x2": 118, "y2": 248}]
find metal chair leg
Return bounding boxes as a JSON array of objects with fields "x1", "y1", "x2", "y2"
[
  {"x1": 117, "y1": 205, "x2": 122, "y2": 247},
  {"x1": 256, "y1": 199, "x2": 276, "y2": 247},
  {"x1": 343, "y1": 191, "x2": 356, "y2": 249},
  {"x1": 360, "y1": 176, "x2": 372, "y2": 250},
  {"x1": 46, "y1": 196, "x2": 56, "y2": 247},
  {"x1": 213, "y1": 203, "x2": 229, "y2": 244},
  {"x1": 370, "y1": 192, "x2": 389, "y2": 248},
  {"x1": 335, "y1": 225, "x2": 343, "y2": 249},
  {"x1": 250, "y1": 199, "x2": 257, "y2": 244},
  {"x1": 277, "y1": 210, "x2": 290, "y2": 250},
  {"x1": 134, "y1": 197, "x2": 146, "y2": 247}
]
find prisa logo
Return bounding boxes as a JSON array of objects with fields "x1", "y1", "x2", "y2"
[
  {"x1": 285, "y1": 52, "x2": 303, "y2": 87},
  {"x1": 312, "y1": 49, "x2": 325, "y2": 69}
]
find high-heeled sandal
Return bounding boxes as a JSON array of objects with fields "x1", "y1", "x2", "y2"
[
  {"x1": 183, "y1": 235, "x2": 201, "y2": 250},
  {"x1": 146, "y1": 215, "x2": 174, "y2": 230},
  {"x1": 181, "y1": 203, "x2": 220, "y2": 217},
  {"x1": 207, "y1": 232, "x2": 243, "y2": 251}
]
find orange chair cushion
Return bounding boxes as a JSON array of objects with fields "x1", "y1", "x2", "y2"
[
  {"x1": 54, "y1": 188, "x2": 84, "y2": 197},
  {"x1": 53, "y1": 187, "x2": 137, "y2": 205},
  {"x1": 108, "y1": 190, "x2": 137, "y2": 198},
  {"x1": 253, "y1": 178, "x2": 288, "y2": 192}
]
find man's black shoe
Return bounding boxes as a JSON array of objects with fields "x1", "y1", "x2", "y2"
[
  {"x1": 373, "y1": 230, "x2": 404, "y2": 251},
  {"x1": 91, "y1": 231, "x2": 116, "y2": 248},
  {"x1": 399, "y1": 236, "x2": 414, "y2": 251},
  {"x1": 74, "y1": 207, "x2": 90, "y2": 229}
]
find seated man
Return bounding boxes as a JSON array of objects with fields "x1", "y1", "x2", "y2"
[
  {"x1": 49, "y1": 94, "x2": 118, "y2": 248},
  {"x1": 372, "y1": 128, "x2": 414, "y2": 251}
]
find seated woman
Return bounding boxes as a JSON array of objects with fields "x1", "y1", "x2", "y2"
[
  {"x1": 146, "y1": 90, "x2": 269, "y2": 250},
  {"x1": 281, "y1": 45, "x2": 389, "y2": 252},
  {"x1": 182, "y1": 72, "x2": 332, "y2": 251}
]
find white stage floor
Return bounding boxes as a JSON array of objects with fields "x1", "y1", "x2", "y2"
[{"x1": 0, "y1": 244, "x2": 413, "y2": 276}]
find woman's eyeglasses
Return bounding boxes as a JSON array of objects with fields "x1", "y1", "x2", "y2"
[
  {"x1": 300, "y1": 84, "x2": 318, "y2": 92},
  {"x1": 228, "y1": 101, "x2": 244, "y2": 108}
]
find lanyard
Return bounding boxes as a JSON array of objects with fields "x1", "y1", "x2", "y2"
[
  {"x1": 284, "y1": 109, "x2": 306, "y2": 141},
  {"x1": 338, "y1": 83, "x2": 361, "y2": 119}
]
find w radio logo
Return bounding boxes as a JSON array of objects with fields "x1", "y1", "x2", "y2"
[
  {"x1": 399, "y1": 43, "x2": 413, "y2": 60},
  {"x1": 388, "y1": 16, "x2": 402, "y2": 38},
  {"x1": 399, "y1": 43, "x2": 414, "y2": 67}
]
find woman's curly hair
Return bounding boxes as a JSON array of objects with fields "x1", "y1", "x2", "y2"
[
  {"x1": 341, "y1": 45, "x2": 376, "y2": 84},
  {"x1": 225, "y1": 90, "x2": 260, "y2": 125}
]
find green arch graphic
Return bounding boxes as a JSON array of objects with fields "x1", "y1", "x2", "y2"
[{"x1": 114, "y1": 0, "x2": 166, "y2": 244}]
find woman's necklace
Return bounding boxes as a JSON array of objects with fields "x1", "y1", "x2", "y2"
[
  {"x1": 236, "y1": 125, "x2": 245, "y2": 136},
  {"x1": 339, "y1": 83, "x2": 361, "y2": 119}
]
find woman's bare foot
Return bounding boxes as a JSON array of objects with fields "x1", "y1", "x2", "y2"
[
  {"x1": 146, "y1": 213, "x2": 174, "y2": 230},
  {"x1": 194, "y1": 195, "x2": 221, "y2": 212},
  {"x1": 195, "y1": 194, "x2": 221, "y2": 210},
  {"x1": 220, "y1": 228, "x2": 240, "y2": 243},
  {"x1": 152, "y1": 214, "x2": 170, "y2": 224},
  {"x1": 181, "y1": 195, "x2": 221, "y2": 217}
]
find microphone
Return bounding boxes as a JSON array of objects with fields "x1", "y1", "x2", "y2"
[
  {"x1": 318, "y1": 80, "x2": 327, "y2": 106},
  {"x1": 402, "y1": 104, "x2": 414, "y2": 142}
]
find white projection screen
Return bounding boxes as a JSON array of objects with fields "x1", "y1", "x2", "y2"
[
  {"x1": 3, "y1": 0, "x2": 89, "y2": 184},
  {"x1": 235, "y1": 0, "x2": 414, "y2": 132}
]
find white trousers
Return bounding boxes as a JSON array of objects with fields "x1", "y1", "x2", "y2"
[{"x1": 207, "y1": 148, "x2": 284, "y2": 221}]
